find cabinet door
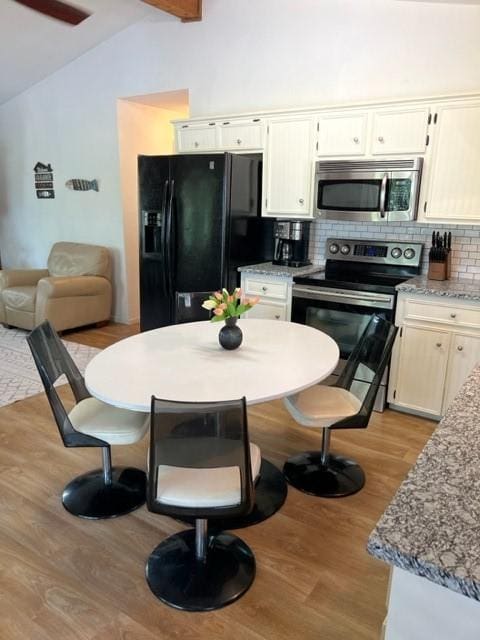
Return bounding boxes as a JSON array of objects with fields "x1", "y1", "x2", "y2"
[
  {"x1": 245, "y1": 300, "x2": 287, "y2": 321},
  {"x1": 176, "y1": 123, "x2": 217, "y2": 152},
  {"x1": 371, "y1": 107, "x2": 430, "y2": 155},
  {"x1": 316, "y1": 112, "x2": 367, "y2": 157},
  {"x1": 443, "y1": 333, "x2": 480, "y2": 412},
  {"x1": 394, "y1": 326, "x2": 450, "y2": 416},
  {"x1": 423, "y1": 101, "x2": 480, "y2": 220},
  {"x1": 217, "y1": 119, "x2": 264, "y2": 151},
  {"x1": 263, "y1": 116, "x2": 314, "y2": 218}
]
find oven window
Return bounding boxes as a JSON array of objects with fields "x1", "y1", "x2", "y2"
[
  {"x1": 305, "y1": 307, "x2": 373, "y2": 359},
  {"x1": 317, "y1": 180, "x2": 381, "y2": 212}
]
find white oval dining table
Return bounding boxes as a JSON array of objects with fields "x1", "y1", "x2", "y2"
[
  {"x1": 84, "y1": 319, "x2": 339, "y2": 529},
  {"x1": 85, "y1": 319, "x2": 339, "y2": 412}
]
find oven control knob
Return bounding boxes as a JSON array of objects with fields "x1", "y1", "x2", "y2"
[
  {"x1": 391, "y1": 247, "x2": 402, "y2": 259},
  {"x1": 340, "y1": 244, "x2": 351, "y2": 255},
  {"x1": 404, "y1": 248, "x2": 416, "y2": 260},
  {"x1": 329, "y1": 243, "x2": 339, "y2": 254}
]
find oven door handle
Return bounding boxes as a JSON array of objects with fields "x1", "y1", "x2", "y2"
[
  {"x1": 292, "y1": 286, "x2": 394, "y2": 308},
  {"x1": 379, "y1": 173, "x2": 388, "y2": 219}
]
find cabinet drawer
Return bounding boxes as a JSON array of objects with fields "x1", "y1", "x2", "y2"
[
  {"x1": 176, "y1": 124, "x2": 217, "y2": 152},
  {"x1": 404, "y1": 300, "x2": 480, "y2": 328},
  {"x1": 245, "y1": 301, "x2": 287, "y2": 321},
  {"x1": 243, "y1": 278, "x2": 288, "y2": 300}
]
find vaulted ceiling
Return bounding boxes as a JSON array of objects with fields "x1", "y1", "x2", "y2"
[{"x1": 0, "y1": 0, "x2": 202, "y2": 105}]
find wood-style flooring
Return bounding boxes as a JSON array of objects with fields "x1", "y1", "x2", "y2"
[{"x1": 0, "y1": 323, "x2": 435, "y2": 640}]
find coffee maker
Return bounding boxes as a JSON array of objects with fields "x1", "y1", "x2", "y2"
[{"x1": 272, "y1": 220, "x2": 311, "y2": 267}]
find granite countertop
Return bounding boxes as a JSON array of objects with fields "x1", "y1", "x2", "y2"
[
  {"x1": 397, "y1": 275, "x2": 480, "y2": 301},
  {"x1": 368, "y1": 365, "x2": 480, "y2": 600},
  {"x1": 238, "y1": 262, "x2": 324, "y2": 278}
]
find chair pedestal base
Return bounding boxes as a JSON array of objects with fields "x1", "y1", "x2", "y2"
[
  {"x1": 62, "y1": 466, "x2": 146, "y2": 519},
  {"x1": 146, "y1": 530, "x2": 255, "y2": 611},
  {"x1": 283, "y1": 451, "x2": 365, "y2": 497}
]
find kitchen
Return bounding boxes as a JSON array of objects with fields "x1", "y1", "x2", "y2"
[
  {"x1": 136, "y1": 87, "x2": 480, "y2": 636},
  {"x1": 1, "y1": 1, "x2": 480, "y2": 638}
]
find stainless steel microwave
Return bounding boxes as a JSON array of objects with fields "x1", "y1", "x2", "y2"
[{"x1": 314, "y1": 158, "x2": 423, "y2": 222}]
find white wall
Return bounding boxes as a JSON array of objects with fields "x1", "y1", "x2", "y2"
[
  {"x1": 1, "y1": 0, "x2": 480, "y2": 321},
  {"x1": 117, "y1": 100, "x2": 188, "y2": 323}
]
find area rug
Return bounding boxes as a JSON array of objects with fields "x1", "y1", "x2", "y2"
[{"x1": 0, "y1": 326, "x2": 100, "y2": 408}]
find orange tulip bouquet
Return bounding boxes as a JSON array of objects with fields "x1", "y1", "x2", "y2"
[
  {"x1": 201, "y1": 288, "x2": 259, "y2": 322},
  {"x1": 202, "y1": 288, "x2": 260, "y2": 349}
]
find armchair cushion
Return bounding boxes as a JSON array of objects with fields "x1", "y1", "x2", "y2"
[
  {"x1": 2, "y1": 286, "x2": 36, "y2": 313},
  {"x1": 48, "y1": 242, "x2": 111, "y2": 279}
]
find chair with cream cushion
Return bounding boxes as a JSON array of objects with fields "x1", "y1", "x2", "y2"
[
  {"x1": 145, "y1": 396, "x2": 259, "y2": 611},
  {"x1": 283, "y1": 315, "x2": 397, "y2": 498},
  {"x1": 27, "y1": 320, "x2": 148, "y2": 519},
  {"x1": 0, "y1": 241, "x2": 112, "y2": 332}
]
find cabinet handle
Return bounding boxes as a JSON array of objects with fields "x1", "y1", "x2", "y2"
[
  {"x1": 236, "y1": 138, "x2": 242, "y2": 145},
  {"x1": 436, "y1": 343, "x2": 442, "y2": 348},
  {"x1": 299, "y1": 198, "x2": 304, "y2": 205},
  {"x1": 457, "y1": 345, "x2": 464, "y2": 351},
  {"x1": 353, "y1": 137, "x2": 359, "y2": 144},
  {"x1": 262, "y1": 286, "x2": 268, "y2": 292},
  {"x1": 450, "y1": 313, "x2": 457, "y2": 318},
  {"x1": 378, "y1": 136, "x2": 384, "y2": 143},
  {"x1": 275, "y1": 314, "x2": 280, "y2": 320},
  {"x1": 194, "y1": 141, "x2": 199, "y2": 147}
]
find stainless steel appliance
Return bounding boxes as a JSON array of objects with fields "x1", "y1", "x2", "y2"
[
  {"x1": 139, "y1": 153, "x2": 274, "y2": 331},
  {"x1": 314, "y1": 158, "x2": 423, "y2": 222},
  {"x1": 292, "y1": 238, "x2": 423, "y2": 411},
  {"x1": 272, "y1": 220, "x2": 311, "y2": 268}
]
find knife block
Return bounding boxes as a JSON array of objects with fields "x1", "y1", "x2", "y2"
[{"x1": 428, "y1": 260, "x2": 447, "y2": 281}]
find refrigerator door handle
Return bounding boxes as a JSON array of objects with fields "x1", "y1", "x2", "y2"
[
  {"x1": 165, "y1": 179, "x2": 175, "y2": 298},
  {"x1": 160, "y1": 179, "x2": 169, "y2": 295}
]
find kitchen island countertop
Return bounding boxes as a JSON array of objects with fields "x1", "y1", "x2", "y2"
[
  {"x1": 397, "y1": 275, "x2": 480, "y2": 301},
  {"x1": 368, "y1": 364, "x2": 480, "y2": 601}
]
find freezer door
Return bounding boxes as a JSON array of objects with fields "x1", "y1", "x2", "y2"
[
  {"x1": 138, "y1": 155, "x2": 172, "y2": 330},
  {"x1": 168, "y1": 154, "x2": 226, "y2": 295}
]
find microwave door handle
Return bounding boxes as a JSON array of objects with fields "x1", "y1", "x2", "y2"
[{"x1": 379, "y1": 173, "x2": 388, "y2": 219}]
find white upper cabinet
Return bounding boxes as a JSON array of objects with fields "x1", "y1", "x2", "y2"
[
  {"x1": 262, "y1": 115, "x2": 314, "y2": 218},
  {"x1": 217, "y1": 118, "x2": 264, "y2": 151},
  {"x1": 371, "y1": 107, "x2": 430, "y2": 155},
  {"x1": 176, "y1": 122, "x2": 217, "y2": 152},
  {"x1": 421, "y1": 100, "x2": 480, "y2": 221},
  {"x1": 316, "y1": 112, "x2": 368, "y2": 157}
]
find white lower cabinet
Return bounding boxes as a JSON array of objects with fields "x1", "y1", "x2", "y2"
[
  {"x1": 240, "y1": 273, "x2": 292, "y2": 321},
  {"x1": 389, "y1": 293, "x2": 480, "y2": 418}
]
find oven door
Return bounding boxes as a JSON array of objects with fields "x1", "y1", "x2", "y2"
[{"x1": 291, "y1": 285, "x2": 395, "y2": 411}]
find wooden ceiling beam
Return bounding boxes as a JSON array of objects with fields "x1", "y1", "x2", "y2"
[{"x1": 141, "y1": 0, "x2": 202, "y2": 22}]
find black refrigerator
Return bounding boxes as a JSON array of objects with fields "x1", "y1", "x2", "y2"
[{"x1": 138, "y1": 153, "x2": 273, "y2": 331}]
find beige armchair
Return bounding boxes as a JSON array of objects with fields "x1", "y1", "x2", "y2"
[{"x1": 0, "y1": 242, "x2": 112, "y2": 332}]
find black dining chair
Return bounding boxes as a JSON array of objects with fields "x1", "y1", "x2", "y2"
[
  {"x1": 27, "y1": 320, "x2": 148, "y2": 518},
  {"x1": 146, "y1": 396, "x2": 261, "y2": 611},
  {"x1": 283, "y1": 315, "x2": 397, "y2": 497},
  {"x1": 175, "y1": 291, "x2": 212, "y2": 323}
]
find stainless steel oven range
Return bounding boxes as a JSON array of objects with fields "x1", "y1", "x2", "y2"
[{"x1": 292, "y1": 238, "x2": 423, "y2": 411}]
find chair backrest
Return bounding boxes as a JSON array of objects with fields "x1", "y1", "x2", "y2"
[
  {"x1": 175, "y1": 291, "x2": 212, "y2": 324},
  {"x1": 48, "y1": 242, "x2": 111, "y2": 280},
  {"x1": 148, "y1": 396, "x2": 254, "y2": 519},
  {"x1": 27, "y1": 320, "x2": 106, "y2": 448},
  {"x1": 333, "y1": 315, "x2": 398, "y2": 430}
]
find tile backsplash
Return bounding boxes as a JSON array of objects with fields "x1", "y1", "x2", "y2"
[{"x1": 309, "y1": 221, "x2": 480, "y2": 281}]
